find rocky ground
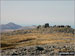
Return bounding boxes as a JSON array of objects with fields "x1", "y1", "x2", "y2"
[{"x1": 1, "y1": 44, "x2": 75, "y2": 56}]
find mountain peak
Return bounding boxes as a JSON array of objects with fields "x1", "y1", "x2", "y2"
[{"x1": 0, "y1": 22, "x2": 22, "y2": 30}]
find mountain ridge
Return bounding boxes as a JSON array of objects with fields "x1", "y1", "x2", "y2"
[
  {"x1": 0, "y1": 22, "x2": 22, "y2": 30},
  {"x1": 0, "y1": 22, "x2": 37, "y2": 32}
]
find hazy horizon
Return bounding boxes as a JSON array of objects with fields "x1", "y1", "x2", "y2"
[{"x1": 1, "y1": 0, "x2": 75, "y2": 28}]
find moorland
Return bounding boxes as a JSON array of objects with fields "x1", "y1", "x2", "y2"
[{"x1": 0, "y1": 23, "x2": 75, "y2": 56}]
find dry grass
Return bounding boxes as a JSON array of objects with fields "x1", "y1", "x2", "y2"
[{"x1": 0, "y1": 32, "x2": 75, "y2": 50}]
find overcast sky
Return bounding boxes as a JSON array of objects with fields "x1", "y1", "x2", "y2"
[{"x1": 1, "y1": 0, "x2": 75, "y2": 28}]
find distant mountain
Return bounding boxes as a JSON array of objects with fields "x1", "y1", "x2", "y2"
[
  {"x1": 0, "y1": 22, "x2": 37, "y2": 32},
  {"x1": 0, "y1": 22, "x2": 22, "y2": 31}
]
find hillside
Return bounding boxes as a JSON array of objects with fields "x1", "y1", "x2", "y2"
[{"x1": 0, "y1": 24, "x2": 75, "y2": 56}]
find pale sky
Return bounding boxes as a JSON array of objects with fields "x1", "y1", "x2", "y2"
[{"x1": 1, "y1": 0, "x2": 75, "y2": 28}]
